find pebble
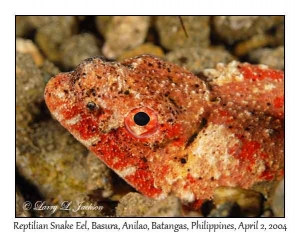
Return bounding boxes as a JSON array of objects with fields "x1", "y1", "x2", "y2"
[
  {"x1": 271, "y1": 179, "x2": 284, "y2": 217},
  {"x1": 16, "y1": 16, "x2": 32, "y2": 37},
  {"x1": 16, "y1": 38, "x2": 44, "y2": 66},
  {"x1": 144, "y1": 195, "x2": 183, "y2": 217},
  {"x1": 66, "y1": 193, "x2": 106, "y2": 217},
  {"x1": 86, "y1": 152, "x2": 113, "y2": 198},
  {"x1": 60, "y1": 33, "x2": 101, "y2": 69},
  {"x1": 35, "y1": 19, "x2": 77, "y2": 62},
  {"x1": 116, "y1": 193, "x2": 182, "y2": 217},
  {"x1": 156, "y1": 16, "x2": 210, "y2": 50},
  {"x1": 16, "y1": 120, "x2": 89, "y2": 203},
  {"x1": 213, "y1": 16, "x2": 283, "y2": 44},
  {"x1": 208, "y1": 202, "x2": 241, "y2": 217},
  {"x1": 40, "y1": 60, "x2": 61, "y2": 83},
  {"x1": 116, "y1": 192, "x2": 156, "y2": 217},
  {"x1": 165, "y1": 47, "x2": 234, "y2": 74},
  {"x1": 27, "y1": 16, "x2": 78, "y2": 30},
  {"x1": 251, "y1": 180, "x2": 279, "y2": 200},
  {"x1": 275, "y1": 23, "x2": 284, "y2": 45},
  {"x1": 95, "y1": 16, "x2": 112, "y2": 38},
  {"x1": 16, "y1": 53, "x2": 45, "y2": 128},
  {"x1": 213, "y1": 186, "x2": 263, "y2": 217},
  {"x1": 117, "y1": 43, "x2": 164, "y2": 61},
  {"x1": 234, "y1": 34, "x2": 275, "y2": 57},
  {"x1": 249, "y1": 46, "x2": 284, "y2": 70},
  {"x1": 99, "y1": 16, "x2": 150, "y2": 59}
]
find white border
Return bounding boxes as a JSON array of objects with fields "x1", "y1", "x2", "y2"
[{"x1": 1, "y1": 0, "x2": 298, "y2": 232}]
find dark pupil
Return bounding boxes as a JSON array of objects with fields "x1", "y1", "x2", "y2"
[{"x1": 134, "y1": 112, "x2": 150, "y2": 126}]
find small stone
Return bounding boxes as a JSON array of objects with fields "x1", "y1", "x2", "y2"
[
  {"x1": 165, "y1": 47, "x2": 234, "y2": 74},
  {"x1": 251, "y1": 180, "x2": 281, "y2": 201},
  {"x1": 234, "y1": 34, "x2": 275, "y2": 57},
  {"x1": 100, "y1": 16, "x2": 150, "y2": 59},
  {"x1": 27, "y1": 16, "x2": 77, "y2": 30},
  {"x1": 60, "y1": 33, "x2": 101, "y2": 69},
  {"x1": 40, "y1": 60, "x2": 61, "y2": 83},
  {"x1": 86, "y1": 152, "x2": 113, "y2": 198},
  {"x1": 16, "y1": 53, "x2": 45, "y2": 128},
  {"x1": 16, "y1": 38, "x2": 44, "y2": 66},
  {"x1": 16, "y1": 120, "x2": 89, "y2": 203},
  {"x1": 156, "y1": 16, "x2": 210, "y2": 50},
  {"x1": 35, "y1": 18, "x2": 77, "y2": 62},
  {"x1": 271, "y1": 179, "x2": 284, "y2": 217},
  {"x1": 117, "y1": 43, "x2": 164, "y2": 61},
  {"x1": 68, "y1": 193, "x2": 106, "y2": 217},
  {"x1": 95, "y1": 16, "x2": 113, "y2": 38},
  {"x1": 16, "y1": 16, "x2": 33, "y2": 37},
  {"x1": 144, "y1": 195, "x2": 183, "y2": 217},
  {"x1": 249, "y1": 46, "x2": 284, "y2": 70},
  {"x1": 184, "y1": 211, "x2": 203, "y2": 217},
  {"x1": 77, "y1": 16, "x2": 86, "y2": 22},
  {"x1": 116, "y1": 192, "x2": 156, "y2": 217},
  {"x1": 213, "y1": 16, "x2": 283, "y2": 44},
  {"x1": 208, "y1": 202, "x2": 241, "y2": 217},
  {"x1": 261, "y1": 209, "x2": 274, "y2": 217},
  {"x1": 213, "y1": 186, "x2": 263, "y2": 217},
  {"x1": 275, "y1": 23, "x2": 284, "y2": 45}
]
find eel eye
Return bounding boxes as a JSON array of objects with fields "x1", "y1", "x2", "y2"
[{"x1": 125, "y1": 107, "x2": 159, "y2": 138}]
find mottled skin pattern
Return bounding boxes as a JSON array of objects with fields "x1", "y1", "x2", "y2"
[{"x1": 44, "y1": 55, "x2": 284, "y2": 207}]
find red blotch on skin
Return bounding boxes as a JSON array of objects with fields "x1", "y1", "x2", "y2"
[
  {"x1": 161, "y1": 123, "x2": 186, "y2": 146},
  {"x1": 274, "y1": 96, "x2": 284, "y2": 108},
  {"x1": 126, "y1": 169, "x2": 162, "y2": 197},
  {"x1": 92, "y1": 128, "x2": 159, "y2": 198},
  {"x1": 259, "y1": 170, "x2": 275, "y2": 181},
  {"x1": 72, "y1": 116, "x2": 99, "y2": 140},
  {"x1": 232, "y1": 139, "x2": 261, "y2": 172},
  {"x1": 210, "y1": 109, "x2": 233, "y2": 125},
  {"x1": 259, "y1": 152, "x2": 269, "y2": 160},
  {"x1": 238, "y1": 141, "x2": 260, "y2": 162},
  {"x1": 93, "y1": 132, "x2": 132, "y2": 170},
  {"x1": 60, "y1": 105, "x2": 82, "y2": 120},
  {"x1": 239, "y1": 64, "x2": 283, "y2": 81},
  {"x1": 187, "y1": 173, "x2": 197, "y2": 185},
  {"x1": 184, "y1": 173, "x2": 197, "y2": 189},
  {"x1": 165, "y1": 123, "x2": 182, "y2": 138},
  {"x1": 278, "y1": 169, "x2": 284, "y2": 178},
  {"x1": 159, "y1": 165, "x2": 170, "y2": 177}
]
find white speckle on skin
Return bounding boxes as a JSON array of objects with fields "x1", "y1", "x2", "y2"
[
  {"x1": 52, "y1": 108, "x2": 65, "y2": 122},
  {"x1": 64, "y1": 114, "x2": 81, "y2": 125},
  {"x1": 258, "y1": 64, "x2": 269, "y2": 70},
  {"x1": 264, "y1": 83, "x2": 276, "y2": 91},
  {"x1": 56, "y1": 91, "x2": 65, "y2": 98},
  {"x1": 156, "y1": 193, "x2": 168, "y2": 200},
  {"x1": 117, "y1": 166, "x2": 137, "y2": 177},
  {"x1": 189, "y1": 124, "x2": 240, "y2": 174},
  {"x1": 165, "y1": 175, "x2": 180, "y2": 186},
  {"x1": 180, "y1": 190, "x2": 195, "y2": 202},
  {"x1": 82, "y1": 136, "x2": 101, "y2": 147},
  {"x1": 204, "y1": 61, "x2": 244, "y2": 86}
]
